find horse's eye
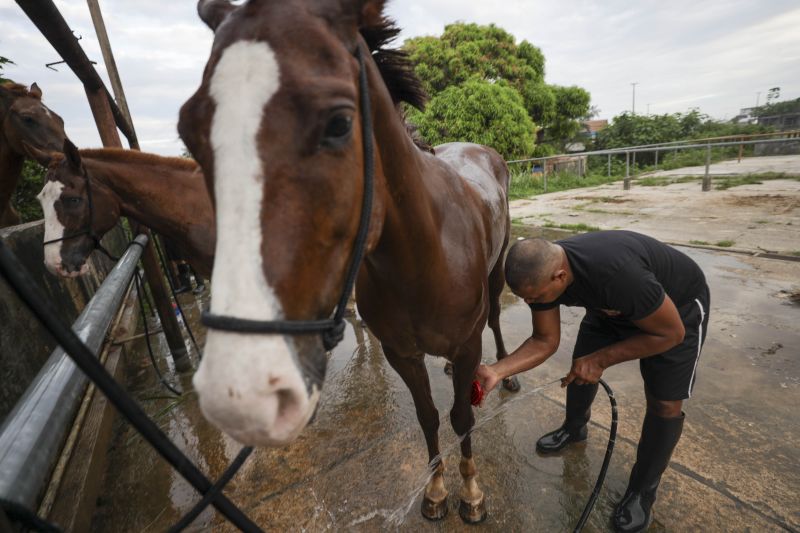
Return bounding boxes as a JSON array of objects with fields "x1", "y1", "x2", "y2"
[
  {"x1": 321, "y1": 114, "x2": 353, "y2": 148},
  {"x1": 62, "y1": 196, "x2": 82, "y2": 207},
  {"x1": 22, "y1": 116, "x2": 36, "y2": 125}
]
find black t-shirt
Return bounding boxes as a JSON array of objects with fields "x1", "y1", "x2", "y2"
[{"x1": 529, "y1": 231, "x2": 707, "y2": 322}]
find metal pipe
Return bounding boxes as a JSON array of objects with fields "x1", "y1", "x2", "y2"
[
  {"x1": 624, "y1": 152, "x2": 630, "y2": 190},
  {"x1": 508, "y1": 134, "x2": 800, "y2": 164},
  {"x1": 703, "y1": 144, "x2": 712, "y2": 192},
  {"x1": 0, "y1": 235, "x2": 147, "y2": 510}
]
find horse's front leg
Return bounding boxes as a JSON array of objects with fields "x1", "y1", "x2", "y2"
[
  {"x1": 382, "y1": 344, "x2": 448, "y2": 520},
  {"x1": 450, "y1": 333, "x2": 487, "y2": 524}
]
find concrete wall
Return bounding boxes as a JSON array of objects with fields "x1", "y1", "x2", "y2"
[{"x1": 0, "y1": 220, "x2": 127, "y2": 422}]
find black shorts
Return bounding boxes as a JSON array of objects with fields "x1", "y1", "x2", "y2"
[{"x1": 572, "y1": 287, "x2": 710, "y2": 401}]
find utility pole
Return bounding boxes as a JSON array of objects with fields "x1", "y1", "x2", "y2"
[
  {"x1": 755, "y1": 91, "x2": 761, "y2": 109},
  {"x1": 631, "y1": 82, "x2": 638, "y2": 114},
  {"x1": 646, "y1": 103, "x2": 651, "y2": 115}
]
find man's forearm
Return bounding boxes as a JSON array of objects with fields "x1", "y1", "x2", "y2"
[
  {"x1": 491, "y1": 336, "x2": 557, "y2": 380},
  {"x1": 594, "y1": 332, "x2": 680, "y2": 369}
]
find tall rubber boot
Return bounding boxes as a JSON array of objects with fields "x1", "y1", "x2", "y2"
[
  {"x1": 536, "y1": 383, "x2": 599, "y2": 453},
  {"x1": 613, "y1": 412, "x2": 684, "y2": 533},
  {"x1": 173, "y1": 263, "x2": 192, "y2": 295}
]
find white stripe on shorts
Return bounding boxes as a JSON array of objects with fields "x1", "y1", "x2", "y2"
[{"x1": 686, "y1": 298, "x2": 706, "y2": 398}]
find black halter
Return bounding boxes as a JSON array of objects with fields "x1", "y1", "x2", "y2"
[
  {"x1": 42, "y1": 166, "x2": 119, "y2": 262},
  {"x1": 201, "y1": 46, "x2": 375, "y2": 351}
]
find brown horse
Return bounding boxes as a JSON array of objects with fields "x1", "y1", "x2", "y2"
[
  {"x1": 37, "y1": 139, "x2": 214, "y2": 277},
  {"x1": 179, "y1": 0, "x2": 513, "y2": 523},
  {"x1": 0, "y1": 81, "x2": 67, "y2": 227}
]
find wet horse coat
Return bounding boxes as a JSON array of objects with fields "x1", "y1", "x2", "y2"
[
  {"x1": 38, "y1": 140, "x2": 214, "y2": 277},
  {"x1": 0, "y1": 81, "x2": 66, "y2": 227},
  {"x1": 178, "y1": 0, "x2": 512, "y2": 522}
]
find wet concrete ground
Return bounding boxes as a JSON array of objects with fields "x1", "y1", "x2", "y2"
[{"x1": 92, "y1": 226, "x2": 800, "y2": 532}]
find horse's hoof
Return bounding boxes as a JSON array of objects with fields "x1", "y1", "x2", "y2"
[
  {"x1": 502, "y1": 376, "x2": 521, "y2": 392},
  {"x1": 421, "y1": 494, "x2": 448, "y2": 521},
  {"x1": 459, "y1": 497, "x2": 487, "y2": 524},
  {"x1": 443, "y1": 362, "x2": 454, "y2": 376}
]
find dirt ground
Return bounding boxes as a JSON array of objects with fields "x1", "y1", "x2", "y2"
[{"x1": 510, "y1": 155, "x2": 800, "y2": 255}]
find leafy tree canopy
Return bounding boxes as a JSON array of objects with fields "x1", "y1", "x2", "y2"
[
  {"x1": 403, "y1": 23, "x2": 589, "y2": 156},
  {"x1": 753, "y1": 97, "x2": 800, "y2": 117},
  {"x1": 408, "y1": 78, "x2": 535, "y2": 160},
  {"x1": 0, "y1": 55, "x2": 14, "y2": 83}
]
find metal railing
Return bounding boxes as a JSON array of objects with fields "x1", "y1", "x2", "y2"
[
  {"x1": 508, "y1": 131, "x2": 800, "y2": 192},
  {"x1": 0, "y1": 235, "x2": 147, "y2": 514}
]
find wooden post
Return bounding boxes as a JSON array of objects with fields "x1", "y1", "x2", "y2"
[
  {"x1": 738, "y1": 137, "x2": 744, "y2": 163},
  {"x1": 83, "y1": 30, "x2": 191, "y2": 372}
]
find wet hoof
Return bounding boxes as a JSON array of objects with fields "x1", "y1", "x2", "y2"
[
  {"x1": 443, "y1": 362, "x2": 454, "y2": 376},
  {"x1": 502, "y1": 376, "x2": 521, "y2": 393},
  {"x1": 458, "y1": 497, "x2": 487, "y2": 524},
  {"x1": 421, "y1": 494, "x2": 448, "y2": 521}
]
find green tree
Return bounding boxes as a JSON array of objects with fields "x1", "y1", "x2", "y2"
[
  {"x1": 0, "y1": 56, "x2": 14, "y2": 82},
  {"x1": 13, "y1": 161, "x2": 46, "y2": 223},
  {"x1": 408, "y1": 79, "x2": 535, "y2": 160},
  {"x1": 403, "y1": 23, "x2": 589, "y2": 156}
]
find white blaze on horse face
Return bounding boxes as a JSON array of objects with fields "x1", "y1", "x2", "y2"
[
  {"x1": 193, "y1": 40, "x2": 320, "y2": 446},
  {"x1": 37, "y1": 181, "x2": 65, "y2": 275}
]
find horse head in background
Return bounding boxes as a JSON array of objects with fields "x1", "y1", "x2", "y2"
[
  {"x1": 0, "y1": 81, "x2": 67, "y2": 227},
  {"x1": 179, "y1": 0, "x2": 512, "y2": 522},
  {"x1": 38, "y1": 139, "x2": 214, "y2": 277}
]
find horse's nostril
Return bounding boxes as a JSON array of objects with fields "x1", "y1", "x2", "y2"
[{"x1": 275, "y1": 388, "x2": 302, "y2": 423}]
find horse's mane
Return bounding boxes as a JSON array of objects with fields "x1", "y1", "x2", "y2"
[
  {"x1": 78, "y1": 148, "x2": 199, "y2": 171},
  {"x1": 0, "y1": 81, "x2": 36, "y2": 99},
  {"x1": 360, "y1": 18, "x2": 427, "y2": 112},
  {"x1": 360, "y1": 17, "x2": 432, "y2": 153}
]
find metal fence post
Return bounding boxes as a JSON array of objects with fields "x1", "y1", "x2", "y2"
[
  {"x1": 624, "y1": 152, "x2": 631, "y2": 190},
  {"x1": 607, "y1": 154, "x2": 611, "y2": 177},
  {"x1": 654, "y1": 149, "x2": 659, "y2": 169},
  {"x1": 543, "y1": 164, "x2": 548, "y2": 193},
  {"x1": 702, "y1": 144, "x2": 712, "y2": 191}
]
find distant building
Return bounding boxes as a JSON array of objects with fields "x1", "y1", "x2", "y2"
[
  {"x1": 758, "y1": 112, "x2": 800, "y2": 131},
  {"x1": 582, "y1": 119, "x2": 608, "y2": 140}
]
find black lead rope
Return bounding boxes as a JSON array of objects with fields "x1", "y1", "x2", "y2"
[
  {"x1": 201, "y1": 45, "x2": 375, "y2": 352},
  {"x1": 0, "y1": 238, "x2": 262, "y2": 533}
]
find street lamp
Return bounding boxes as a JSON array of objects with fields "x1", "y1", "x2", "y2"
[{"x1": 631, "y1": 82, "x2": 639, "y2": 114}]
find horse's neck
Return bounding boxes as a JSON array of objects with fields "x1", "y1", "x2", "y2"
[
  {"x1": 84, "y1": 155, "x2": 202, "y2": 237},
  {"x1": 365, "y1": 59, "x2": 441, "y2": 266},
  {"x1": 0, "y1": 142, "x2": 24, "y2": 210}
]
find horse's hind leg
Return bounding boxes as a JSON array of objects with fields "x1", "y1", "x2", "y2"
[
  {"x1": 450, "y1": 333, "x2": 487, "y2": 524},
  {"x1": 489, "y1": 235, "x2": 520, "y2": 392},
  {"x1": 383, "y1": 344, "x2": 448, "y2": 520}
]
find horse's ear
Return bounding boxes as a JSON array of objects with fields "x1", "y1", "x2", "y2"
[
  {"x1": 197, "y1": 0, "x2": 235, "y2": 31},
  {"x1": 64, "y1": 139, "x2": 82, "y2": 172},
  {"x1": 29, "y1": 82, "x2": 42, "y2": 100}
]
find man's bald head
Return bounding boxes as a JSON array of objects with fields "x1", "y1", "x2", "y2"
[{"x1": 504, "y1": 238, "x2": 563, "y2": 293}]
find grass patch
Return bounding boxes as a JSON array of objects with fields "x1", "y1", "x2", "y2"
[
  {"x1": 715, "y1": 240, "x2": 735, "y2": 247},
  {"x1": 509, "y1": 169, "x2": 622, "y2": 199},
  {"x1": 790, "y1": 251, "x2": 800, "y2": 257},
  {"x1": 714, "y1": 172, "x2": 799, "y2": 190},
  {"x1": 542, "y1": 222, "x2": 601, "y2": 232},
  {"x1": 690, "y1": 240, "x2": 710, "y2": 245},
  {"x1": 637, "y1": 175, "x2": 698, "y2": 187}
]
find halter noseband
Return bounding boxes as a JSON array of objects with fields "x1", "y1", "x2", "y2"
[{"x1": 200, "y1": 46, "x2": 375, "y2": 351}]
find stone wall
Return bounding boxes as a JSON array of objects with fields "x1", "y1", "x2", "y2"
[{"x1": 0, "y1": 220, "x2": 127, "y2": 422}]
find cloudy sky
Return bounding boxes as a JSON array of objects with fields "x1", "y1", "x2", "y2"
[{"x1": 1, "y1": 0, "x2": 799, "y2": 155}]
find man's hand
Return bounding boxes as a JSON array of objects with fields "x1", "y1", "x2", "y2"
[
  {"x1": 475, "y1": 364, "x2": 501, "y2": 396},
  {"x1": 561, "y1": 353, "x2": 604, "y2": 387}
]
